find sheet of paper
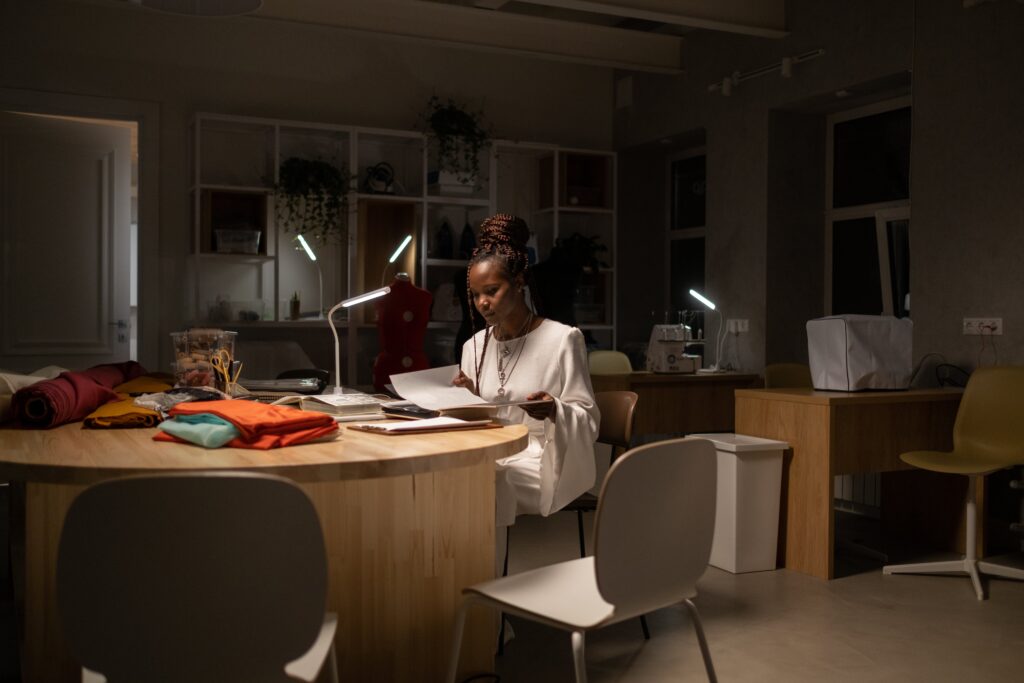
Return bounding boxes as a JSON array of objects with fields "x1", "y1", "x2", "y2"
[{"x1": 389, "y1": 365, "x2": 487, "y2": 411}]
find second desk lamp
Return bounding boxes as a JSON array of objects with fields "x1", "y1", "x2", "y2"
[{"x1": 689, "y1": 288, "x2": 726, "y2": 373}]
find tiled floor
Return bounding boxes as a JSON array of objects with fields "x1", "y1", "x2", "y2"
[{"x1": 491, "y1": 512, "x2": 1024, "y2": 683}]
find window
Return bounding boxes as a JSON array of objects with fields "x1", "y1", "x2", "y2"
[
  {"x1": 668, "y1": 149, "x2": 707, "y2": 335},
  {"x1": 826, "y1": 98, "x2": 911, "y2": 317}
]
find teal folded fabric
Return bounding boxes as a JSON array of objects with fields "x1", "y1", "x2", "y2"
[{"x1": 157, "y1": 413, "x2": 240, "y2": 448}]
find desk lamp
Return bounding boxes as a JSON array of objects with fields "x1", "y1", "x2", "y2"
[
  {"x1": 327, "y1": 286, "x2": 391, "y2": 394},
  {"x1": 689, "y1": 288, "x2": 725, "y2": 373},
  {"x1": 296, "y1": 235, "x2": 323, "y2": 318},
  {"x1": 381, "y1": 234, "x2": 413, "y2": 286}
]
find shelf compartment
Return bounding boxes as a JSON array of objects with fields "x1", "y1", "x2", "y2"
[
  {"x1": 197, "y1": 189, "x2": 270, "y2": 256},
  {"x1": 197, "y1": 118, "x2": 275, "y2": 188}
]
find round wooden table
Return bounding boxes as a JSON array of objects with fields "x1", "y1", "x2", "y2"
[{"x1": 0, "y1": 421, "x2": 529, "y2": 682}]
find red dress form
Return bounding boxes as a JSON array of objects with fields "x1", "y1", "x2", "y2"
[{"x1": 373, "y1": 275, "x2": 432, "y2": 392}]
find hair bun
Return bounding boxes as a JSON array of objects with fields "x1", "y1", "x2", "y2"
[{"x1": 478, "y1": 213, "x2": 529, "y2": 251}]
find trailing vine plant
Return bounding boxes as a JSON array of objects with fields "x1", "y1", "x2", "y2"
[
  {"x1": 274, "y1": 157, "x2": 349, "y2": 243},
  {"x1": 421, "y1": 95, "x2": 492, "y2": 186}
]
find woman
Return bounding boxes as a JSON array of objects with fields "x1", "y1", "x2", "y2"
[{"x1": 454, "y1": 213, "x2": 599, "y2": 528}]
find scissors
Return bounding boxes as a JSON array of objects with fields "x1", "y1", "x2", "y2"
[{"x1": 211, "y1": 350, "x2": 242, "y2": 392}]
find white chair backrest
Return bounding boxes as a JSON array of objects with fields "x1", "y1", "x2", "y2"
[
  {"x1": 593, "y1": 437, "x2": 717, "y2": 614},
  {"x1": 57, "y1": 472, "x2": 327, "y2": 682},
  {"x1": 589, "y1": 350, "x2": 633, "y2": 374}
]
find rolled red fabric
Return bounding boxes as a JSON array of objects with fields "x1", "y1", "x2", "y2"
[{"x1": 12, "y1": 361, "x2": 147, "y2": 429}]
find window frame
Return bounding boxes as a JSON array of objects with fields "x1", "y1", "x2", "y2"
[{"x1": 824, "y1": 96, "x2": 911, "y2": 315}]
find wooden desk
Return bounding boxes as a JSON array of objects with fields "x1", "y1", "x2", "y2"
[
  {"x1": 590, "y1": 372, "x2": 761, "y2": 436},
  {"x1": 734, "y1": 388, "x2": 962, "y2": 579},
  {"x1": 0, "y1": 423, "x2": 528, "y2": 683}
]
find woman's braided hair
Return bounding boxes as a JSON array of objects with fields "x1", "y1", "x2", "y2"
[
  {"x1": 467, "y1": 213, "x2": 534, "y2": 393},
  {"x1": 468, "y1": 213, "x2": 531, "y2": 282}
]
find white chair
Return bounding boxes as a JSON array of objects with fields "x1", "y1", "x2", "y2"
[
  {"x1": 448, "y1": 438, "x2": 719, "y2": 683},
  {"x1": 57, "y1": 472, "x2": 339, "y2": 683}
]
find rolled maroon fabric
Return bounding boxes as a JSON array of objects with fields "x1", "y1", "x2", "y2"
[{"x1": 12, "y1": 361, "x2": 147, "y2": 429}]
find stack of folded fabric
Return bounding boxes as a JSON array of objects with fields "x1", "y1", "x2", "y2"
[
  {"x1": 11, "y1": 361, "x2": 147, "y2": 429},
  {"x1": 154, "y1": 399, "x2": 338, "y2": 449}
]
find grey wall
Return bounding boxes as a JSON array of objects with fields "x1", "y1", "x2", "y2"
[
  {"x1": 1, "y1": 0, "x2": 613, "y2": 369},
  {"x1": 911, "y1": 1, "x2": 1024, "y2": 372},
  {"x1": 615, "y1": 0, "x2": 920, "y2": 371}
]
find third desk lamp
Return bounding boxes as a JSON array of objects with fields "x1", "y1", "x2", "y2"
[
  {"x1": 327, "y1": 286, "x2": 390, "y2": 394},
  {"x1": 296, "y1": 234, "x2": 323, "y2": 319},
  {"x1": 689, "y1": 288, "x2": 725, "y2": 373}
]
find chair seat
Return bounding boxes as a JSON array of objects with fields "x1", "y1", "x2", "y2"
[
  {"x1": 285, "y1": 612, "x2": 339, "y2": 682},
  {"x1": 900, "y1": 450, "x2": 1011, "y2": 475},
  {"x1": 467, "y1": 557, "x2": 614, "y2": 630}
]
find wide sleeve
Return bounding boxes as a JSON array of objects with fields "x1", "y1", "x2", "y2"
[{"x1": 537, "y1": 327, "x2": 600, "y2": 516}]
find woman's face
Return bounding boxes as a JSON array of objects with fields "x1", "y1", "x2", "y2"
[{"x1": 468, "y1": 259, "x2": 523, "y2": 328}]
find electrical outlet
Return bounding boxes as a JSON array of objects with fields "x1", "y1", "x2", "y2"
[
  {"x1": 963, "y1": 317, "x2": 1003, "y2": 335},
  {"x1": 726, "y1": 318, "x2": 749, "y2": 333}
]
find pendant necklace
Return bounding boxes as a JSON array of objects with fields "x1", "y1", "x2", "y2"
[{"x1": 495, "y1": 312, "x2": 534, "y2": 398}]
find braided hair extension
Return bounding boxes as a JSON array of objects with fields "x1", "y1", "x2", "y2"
[{"x1": 468, "y1": 213, "x2": 535, "y2": 394}]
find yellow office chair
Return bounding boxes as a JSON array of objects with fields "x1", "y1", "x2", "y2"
[
  {"x1": 883, "y1": 366, "x2": 1024, "y2": 600},
  {"x1": 588, "y1": 350, "x2": 633, "y2": 374},
  {"x1": 763, "y1": 362, "x2": 812, "y2": 389}
]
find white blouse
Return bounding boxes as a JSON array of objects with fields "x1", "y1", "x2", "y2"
[{"x1": 461, "y1": 319, "x2": 599, "y2": 526}]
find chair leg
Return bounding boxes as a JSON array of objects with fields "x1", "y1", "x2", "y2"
[
  {"x1": 639, "y1": 614, "x2": 650, "y2": 640},
  {"x1": 446, "y1": 598, "x2": 471, "y2": 683},
  {"x1": 684, "y1": 599, "x2": 717, "y2": 683},
  {"x1": 497, "y1": 527, "x2": 510, "y2": 655},
  {"x1": 882, "y1": 475, "x2": 989, "y2": 600},
  {"x1": 570, "y1": 630, "x2": 588, "y2": 683},
  {"x1": 327, "y1": 641, "x2": 339, "y2": 683},
  {"x1": 576, "y1": 510, "x2": 587, "y2": 557}
]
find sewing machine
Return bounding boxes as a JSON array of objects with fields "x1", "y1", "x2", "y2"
[{"x1": 646, "y1": 324, "x2": 702, "y2": 374}]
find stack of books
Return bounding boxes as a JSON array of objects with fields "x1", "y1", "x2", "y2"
[{"x1": 271, "y1": 393, "x2": 387, "y2": 421}]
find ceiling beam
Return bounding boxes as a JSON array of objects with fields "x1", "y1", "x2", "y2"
[
  {"x1": 513, "y1": 0, "x2": 788, "y2": 38},
  {"x1": 253, "y1": 0, "x2": 684, "y2": 73}
]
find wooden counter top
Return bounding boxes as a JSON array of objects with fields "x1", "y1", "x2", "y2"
[{"x1": 735, "y1": 386, "x2": 962, "y2": 407}]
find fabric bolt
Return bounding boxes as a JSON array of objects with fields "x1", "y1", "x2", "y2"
[
  {"x1": 152, "y1": 399, "x2": 338, "y2": 450},
  {"x1": 157, "y1": 413, "x2": 241, "y2": 448},
  {"x1": 112, "y1": 375, "x2": 174, "y2": 396},
  {"x1": 0, "y1": 365, "x2": 67, "y2": 423},
  {"x1": 11, "y1": 361, "x2": 147, "y2": 429},
  {"x1": 461, "y1": 319, "x2": 599, "y2": 527}
]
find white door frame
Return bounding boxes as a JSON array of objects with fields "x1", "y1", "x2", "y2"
[{"x1": 0, "y1": 88, "x2": 160, "y2": 371}]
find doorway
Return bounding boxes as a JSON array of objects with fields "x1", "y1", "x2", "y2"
[{"x1": 0, "y1": 105, "x2": 145, "y2": 372}]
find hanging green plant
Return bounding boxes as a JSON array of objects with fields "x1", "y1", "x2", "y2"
[
  {"x1": 274, "y1": 157, "x2": 349, "y2": 243},
  {"x1": 421, "y1": 95, "x2": 492, "y2": 186}
]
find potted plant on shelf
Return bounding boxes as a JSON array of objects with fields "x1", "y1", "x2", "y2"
[
  {"x1": 421, "y1": 95, "x2": 492, "y2": 190},
  {"x1": 274, "y1": 157, "x2": 349, "y2": 242}
]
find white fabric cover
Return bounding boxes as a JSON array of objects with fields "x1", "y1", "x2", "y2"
[
  {"x1": 806, "y1": 315, "x2": 913, "y2": 391},
  {"x1": 461, "y1": 319, "x2": 599, "y2": 526}
]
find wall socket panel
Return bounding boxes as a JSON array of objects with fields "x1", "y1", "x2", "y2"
[
  {"x1": 726, "y1": 318, "x2": 749, "y2": 333},
  {"x1": 962, "y1": 318, "x2": 1003, "y2": 335}
]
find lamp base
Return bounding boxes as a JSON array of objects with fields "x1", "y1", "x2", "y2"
[{"x1": 696, "y1": 367, "x2": 727, "y2": 374}]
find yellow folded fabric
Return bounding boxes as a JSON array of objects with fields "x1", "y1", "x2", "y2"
[
  {"x1": 113, "y1": 376, "x2": 173, "y2": 396},
  {"x1": 84, "y1": 398, "x2": 161, "y2": 429}
]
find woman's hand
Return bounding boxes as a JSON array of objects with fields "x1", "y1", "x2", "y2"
[
  {"x1": 453, "y1": 370, "x2": 477, "y2": 395},
  {"x1": 523, "y1": 392, "x2": 556, "y2": 421}
]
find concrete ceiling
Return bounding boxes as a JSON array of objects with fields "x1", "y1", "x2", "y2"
[{"x1": 122, "y1": 0, "x2": 787, "y2": 74}]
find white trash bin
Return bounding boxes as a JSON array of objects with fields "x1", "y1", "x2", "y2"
[{"x1": 689, "y1": 433, "x2": 789, "y2": 573}]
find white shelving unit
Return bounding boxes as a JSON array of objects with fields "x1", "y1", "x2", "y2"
[{"x1": 191, "y1": 113, "x2": 616, "y2": 384}]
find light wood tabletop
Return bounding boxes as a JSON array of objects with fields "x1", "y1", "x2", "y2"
[
  {"x1": 1, "y1": 421, "x2": 529, "y2": 683},
  {"x1": 0, "y1": 421, "x2": 528, "y2": 484}
]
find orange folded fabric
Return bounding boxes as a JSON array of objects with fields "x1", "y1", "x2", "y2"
[{"x1": 153, "y1": 399, "x2": 337, "y2": 449}]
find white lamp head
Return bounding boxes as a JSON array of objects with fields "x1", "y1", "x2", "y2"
[
  {"x1": 296, "y1": 235, "x2": 317, "y2": 262},
  {"x1": 689, "y1": 289, "x2": 716, "y2": 310},
  {"x1": 340, "y1": 286, "x2": 390, "y2": 308},
  {"x1": 388, "y1": 235, "x2": 413, "y2": 264}
]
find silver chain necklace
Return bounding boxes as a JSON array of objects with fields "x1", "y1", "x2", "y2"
[{"x1": 495, "y1": 313, "x2": 534, "y2": 398}]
